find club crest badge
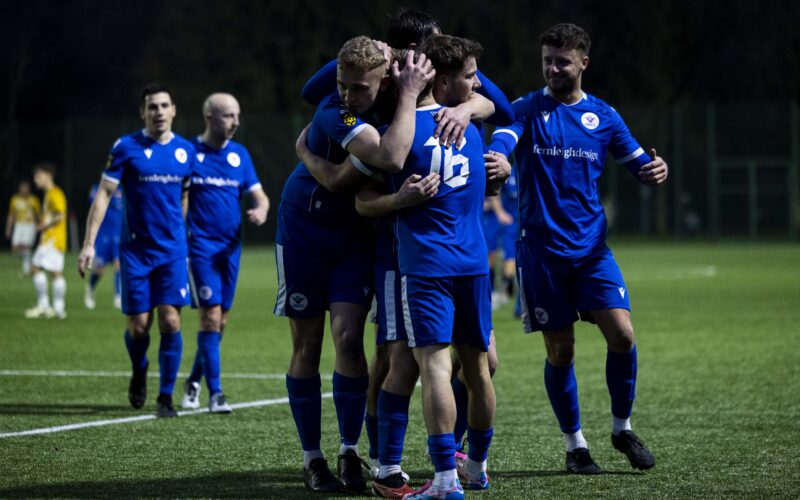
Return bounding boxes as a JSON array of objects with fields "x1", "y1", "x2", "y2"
[
  {"x1": 581, "y1": 112, "x2": 599, "y2": 130},
  {"x1": 175, "y1": 148, "x2": 188, "y2": 163}
]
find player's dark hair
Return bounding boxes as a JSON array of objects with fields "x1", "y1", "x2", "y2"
[
  {"x1": 140, "y1": 83, "x2": 173, "y2": 106},
  {"x1": 32, "y1": 162, "x2": 56, "y2": 177},
  {"x1": 419, "y1": 34, "x2": 483, "y2": 77},
  {"x1": 539, "y1": 23, "x2": 591, "y2": 54},
  {"x1": 387, "y1": 8, "x2": 441, "y2": 48}
]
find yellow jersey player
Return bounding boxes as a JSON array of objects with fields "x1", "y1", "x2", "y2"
[
  {"x1": 25, "y1": 163, "x2": 68, "y2": 319},
  {"x1": 5, "y1": 180, "x2": 40, "y2": 276}
]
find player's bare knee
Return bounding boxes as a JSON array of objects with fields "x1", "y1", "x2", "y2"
[
  {"x1": 158, "y1": 316, "x2": 181, "y2": 334},
  {"x1": 546, "y1": 342, "x2": 575, "y2": 366},
  {"x1": 607, "y1": 328, "x2": 635, "y2": 353},
  {"x1": 488, "y1": 354, "x2": 499, "y2": 377},
  {"x1": 200, "y1": 307, "x2": 222, "y2": 332}
]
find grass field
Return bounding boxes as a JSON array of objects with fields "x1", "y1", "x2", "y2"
[{"x1": 1, "y1": 241, "x2": 799, "y2": 498}]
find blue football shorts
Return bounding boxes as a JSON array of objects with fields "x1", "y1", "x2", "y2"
[
  {"x1": 516, "y1": 240, "x2": 630, "y2": 333},
  {"x1": 401, "y1": 274, "x2": 493, "y2": 350},
  {"x1": 374, "y1": 252, "x2": 407, "y2": 345},
  {"x1": 119, "y1": 247, "x2": 190, "y2": 315},
  {"x1": 274, "y1": 205, "x2": 374, "y2": 319},
  {"x1": 94, "y1": 232, "x2": 120, "y2": 268},
  {"x1": 188, "y1": 245, "x2": 241, "y2": 311}
]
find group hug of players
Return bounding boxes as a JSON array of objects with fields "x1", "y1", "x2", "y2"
[{"x1": 70, "y1": 9, "x2": 668, "y2": 500}]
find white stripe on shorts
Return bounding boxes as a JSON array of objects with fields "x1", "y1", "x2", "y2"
[
  {"x1": 186, "y1": 257, "x2": 200, "y2": 306},
  {"x1": 274, "y1": 244, "x2": 287, "y2": 315},
  {"x1": 384, "y1": 270, "x2": 397, "y2": 341},
  {"x1": 400, "y1": 275, "x2": 416, "y2": 348}
]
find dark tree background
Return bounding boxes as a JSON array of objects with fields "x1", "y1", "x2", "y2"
[{"x1": 2, "y1": 0, "x2": 799, "y2": 242}]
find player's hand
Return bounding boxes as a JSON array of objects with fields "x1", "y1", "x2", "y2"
[
  {"x1": 247, "y1": 206, "x2": 268, "y2": 226},
  {"x1": 77, "y1": 246, "x2": 95, "y2": 279},
  {"x1": 392, "y1": 49, "x2": 435, "y2": 97},
  {"x1": 639, "y1": 148, "x2": 668, "y2": 186},
  {"x1": 372, "y1": 39, "x2": 393, "y2": 67},
  {"x1": 434, "y1": 105, "x2": 471, "y2": 148},
  {"x1": 295, "y1": 123, "x2": 312, "y2": 162},
  {"x1": 484, "y1": 151, "x2": 511, "y2": 183},
  {"x1": 394, "y1": 173, "x2": 440, "y2": 209}
]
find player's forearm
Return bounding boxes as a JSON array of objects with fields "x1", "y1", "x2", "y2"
[
  {"x1": 355, "y1": 189, "x2": 399, "y2": 218},
  {"x1": 82, "y1": 195, "x2": 110, "y2": 248},
  {"x1": 462, "y1": 94, "x2": 495, "y2": 123},
  {"x1": 370, "y1": 91, "x2": 418, "y2": 172},
  {"x1": 251, "y1": 188, "x2": 270, "y2": 213},
  {"x1": 303, "y1": 154, "x2": 353, "y2": 192}
]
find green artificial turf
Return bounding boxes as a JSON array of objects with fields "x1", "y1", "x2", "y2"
[{"x1": 1, "y1": 241, "x2": 798, "y2": 498}]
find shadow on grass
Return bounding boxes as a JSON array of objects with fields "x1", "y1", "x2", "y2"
[
  {"x1": 493, "y1": 469, "x2": 645, "y2": 477},
  {"x1": 0, "y1": 468, "x2": 376, "y2": 499},
  {"x1": 0, "y1": 467, "x2": 649, "y2": 498},
  {"x1": 0, "y1": 403, "x2": 132, "y2": 416}
]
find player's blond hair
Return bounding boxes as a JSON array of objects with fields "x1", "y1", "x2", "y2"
[{"x1": 337, "y1": 36, "x2": 387, "y2": 72}]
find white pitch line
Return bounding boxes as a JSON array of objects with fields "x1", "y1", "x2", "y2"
[
  {"x1": 0, "y1": 392, "x2": 333, "y2": 439},
  {"x1": 0, "y1": 369, "x2": 332, "y2": 380}
]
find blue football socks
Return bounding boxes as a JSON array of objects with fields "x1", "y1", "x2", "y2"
[
  {"x1": 544, "y1": 360, "x2": 581, "y2": 434},
  {"x1": 606, "y1": 345, "x2": 637, "y2": 419},
  {"x1": 451, "y1": 376, "x2": 469, "y2": 447},
  {"x1": 467, "y1": 426, "x2": 493, "y2": 463},
  {"x1": 124, "y1": 330, "x2": 149, "y2": 371},
  {"x1": 158, "y1": 331, "x2": 183, "y2": 395},
  {"x1": 428, "y1": 433, "x2": 457, "y2": 472},
  {"x1": 332, "y1": 371, "x2": 369, "y2": 446},
  {"x1": 286, "y1": 374, "x2": 322, "y2": 451},
  {"x1": 198, "y1": 330, "x2": 222, "y2": 394},
  {"x1": 377, "y1": 389, "x2": 411, "y2": 466},
  {"x1": 365, "y1": 413, "x2": 379, "y2": 460}
]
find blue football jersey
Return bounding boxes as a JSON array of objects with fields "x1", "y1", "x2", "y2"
[
  {"x1": 188, "y1": 137, "x2": 262, "y2": 251},
  {"x1": 279, "y1": 92, "x2": 374, "y2": 225},
  {"x1": 489, "y1": 88, "x2": 651, "y2": 259},
  {"x1": 392, "y1": 104, "x2": 488, "y2": 277},
  {"x1": 90, "y1": 182, "x2": 124, "y2": 239},
  {"x1": 102, "y1": 130, "x2": 194, "y2": 260}
]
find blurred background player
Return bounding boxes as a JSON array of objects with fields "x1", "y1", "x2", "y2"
[
  {"x1": 24, "y1": 163, "x2": 68, "y2": 320},
  {"x1": 84, "y1": 182, "x2": 123, "y2": 310},
  {"x1": 78, "y1": 83, "x2": 195, "y2": 419},
  {"x1": 181, "y1": 92, "x2": 269, "y2": 414},
  {"x1": 489, "y1": 23, "x2": 667, "y2": 475},
  {"x1": 483, "y1": 166, "x2": 519, "y2": 314},
  {"x1": 5, "y1": 180, "x2": 40, "y2": 277}
]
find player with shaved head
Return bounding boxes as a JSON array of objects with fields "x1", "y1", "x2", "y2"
[{"x1": 179, "y1": 92, "x2": 270, "y2": 414}]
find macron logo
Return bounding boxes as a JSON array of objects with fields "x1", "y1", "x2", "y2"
[
  {"x1": 541, "y1": 111, "x2": 550, "y2": 123},
  {"x1": 144, "y1": 148, "x2": 153, "y2": 159},
  {"x1": 618, "y1": 287, "x2": 625, "y2": 299}
]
